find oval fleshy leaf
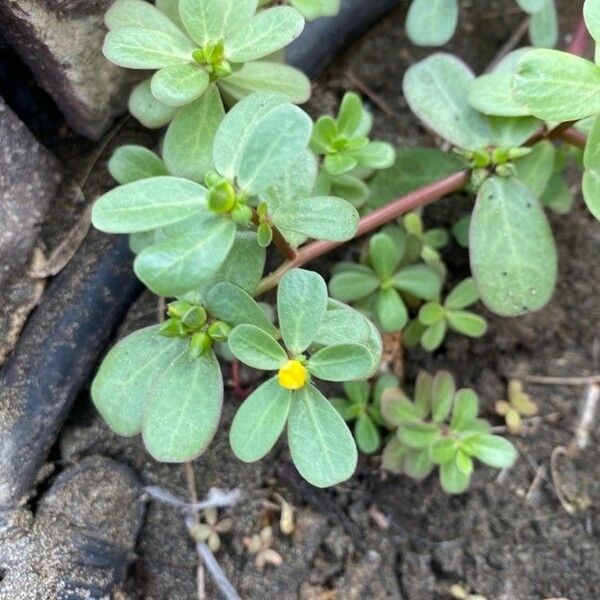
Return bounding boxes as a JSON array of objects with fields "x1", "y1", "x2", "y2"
[
  {"x1": 308, "y1": 343, "x2": 372, "y2": 382},
  {"x1": 405, "y1": 0, "x2": 459, "y2": 47},
  {"x1": 229, "y1": 377, "x2": 292, "y2": 462},
  {"x1": 105, "y1": 0, "x2": 189, "y2": 39},
  {"x1": 468, "y1": 73, "x2": 531, "y2": 117},
  {"x1": 582, "y1": 114, "x2": 600, "y2": 220},
  {"x1": 288, "y1": 385, "x2": 357, "y2": 487},
  {"x1": 228, "y1": 324, "x2": 287, "y2": 370},
  {"x1": 440, "y1": 459, "x2": 471, "y2": 493},
  {"x1": 328, "y1": 266, "x2": 380, "y2": 303},
  {"x1": 108, "y1": 145, "x2": 168, "y2": 185},
  {"x1": 151, "y1": 63, "x2": 209, "y2": 107},
  {"x1": 142, "y1": 349, "x2": 223, "y2": 462},
  {"x1": 469, "y1": 434, "x2": 518, "y2": 468},
  {"x1": 528, "y1": 0, "x2": 558, "y2": 48},
  {"x1": 129, "y1": 78, "x2": 178, "y2": 129},
  {"x1": 355, "y1": 415, "x2": 380, "y2": 454},
  {"x1": 469, "y1": 176, "x2": 557, "y2": 316}
]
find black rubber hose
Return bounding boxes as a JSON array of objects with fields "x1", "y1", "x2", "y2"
[{"x1": 0, "y1": 0, "x2": 402, "y2": 512}]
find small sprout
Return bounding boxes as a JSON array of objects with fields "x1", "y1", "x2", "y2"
[
  {"x1": 449, "y1": 583, "x2": 487, "y2": 600},
  {"x1": 408, "y1": 278, "x2": 488, "y2": 351},
  {"x1": 332, "y1": 373, "x2": 399, "y2": 453},
  {"x1": 381, "y1": 370, "x2": 517, "y2": 494},
  {"x1": 495, "y1": 379, "x2": 538, "y2": 434},
  {"x1": 243, "y1": 526, "x2": 283, "y2": 571},
  {"x1": 272, "y1": 492, "x2": 295, "y2": 535},
  {"x1": 190, "y1": 507, "x2": 233, "y2": 553}
]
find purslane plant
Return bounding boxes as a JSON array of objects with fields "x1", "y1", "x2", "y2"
[
  {"x1": 381, "y1": 371, "x2": 517, "y2": 493},
  {"x1": 405, "y1": 0, "x2": 558, "y2": 49},
  {"x1": 104, "y1": 0, "x2": 310, "y2": 129}
]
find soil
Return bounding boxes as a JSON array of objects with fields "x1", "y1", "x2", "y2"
[{"x1": 11, "y1": 1, "x2": 600, "y2": 598}]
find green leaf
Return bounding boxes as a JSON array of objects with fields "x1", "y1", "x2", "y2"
[
  {"x1": 142, "y1": 350, "x2": 223, "y2": 462},
  {"x1": 237, "y1": 104, "x2": 312, "y2": 195},
  {"x1": 369, "y1": 232, "x2": 401, "y2": 279},
  {"x1": 205, "y1": 283, "x2": 278, "y2": 337},
  {"x1": 278, "y1": 269, "x2": 328, "y2": 354},
  {"x1": 229, "y1": 377, "x2": 292, "y2": 461},
  {"x1": 103, "y1": 27, "x2": 193, "y2": 69},
  {"x1": 450, "y1": 388, "x2": 479, "y2": 430},
  {"x1": 403, "y1": 53, "x2": 491, "y2": 150},
  {"x1": 468, "y1": 73, "x2": 531, "y2": 117},
  {"x1": 92, "y1": 176, "x2": 206, "y2": 233},
  {"x1": 469, "y1": 176, "x2": 557, "y2": 316},
  {"x1": 421, "y1": 320, "x2": 447, "y2": 351},
  {"x1": 392, "y1": 264, "x2": 441, "y2": 300},
  {"x1": 308, "y1": 343, "x2": 372, "y2": 382},
  {"x1": 381, "y1": 390, "x2": 423, "y2": 427},
  {"x1": 516, "y1": 0, "x2": 545, "y2": 13},
  {"x1": 439, "y1": 459, "x2": 471, "y2": 493},
  {"x1": 290, "y1": 0, "x2": 341, "y2": 20},
  {"x1": 352, "y1": 141, "x2": 395, "y2": 170},
  {"x1": 372, "y1": 373, "x2": 399, "y2": 404},
  {"x1": 151, "y1": 63, "x2": 209, "y2": 107},
  {"x1": 105, "y1": 0, "x2": 189, "y2": 39},
  {"x1": 487, "y1": 116, "x2": 541, "y2": 149},
  {"x1": 382, "y1": 437, "x2": 408, "y2": 473},
  {"x1": 405, "y1": 0, "x2": 459, "y2": 47},
  {"x1": 540, "y1": 171, "x2": 574, "y2": 215},
  {"x1": 324, "y1": 153, "x2": 358, "y2": 176},
  {"x1": 444, "y1": 277, "x2": 479, "y2": 310},
  {"x1": 446, "y1": 311, "x2": 488, "y2": 337},
  {"x1": 398, "y1": 421, "x2": 440, "y2": 449},
  {"x1": 529, "y1": 0, "x2": 558, "y2": 48},
  {"x1": 331, "y1": 397, "x2": 354, "y2": 420},
  {"x1": 228, "y1": 324, "x2": 287, "y2": 370},
  {"x1": 91, "y1": 326, "x2": 185, "y2": 436},
  {"x1": 377, "y1": 288, "x2": 408, "y2": 332},
  {"x1": 368, "y1": 148, "x2": 465, "y2": 210},
  {"x1": 337, "y1": 92, "x2": 363, "y2": 136},
  {"x1": 155, "y1": 0, "x2": 185, "y2": 28},
  {"x1": 355, "y1": 414, "x2": 380, "y2": 454},
  {"x1": 271, "y1": 196, "x2": 359, "y2": 243},
  {"x1": 455, "y1": 449, "x2": 473, "y2": 475},
  {"x1": 431, "y1": 370, "x2": 455, "y2": 422},
  {"x1": 163, "y1": 85, "x2": 225, "y2": 182},
  {"x1": 178, "y1": 0, "x2": 226, "y2": 46},
  {"x1": 414, "y1": 371, "x2": 433, "y2": 415},
  {"x1": 134, "y1": 216, "x2": 236, "y2": 296},
  {"x1": 108, "y1": 145, "x2": 168, "y2": 184},
  {"x1": 418, "y1": 302, "x2": 444, "y2": 326},
  {"x1": 218, "y1": 61, "x2": 311, "y2": 104},
  {"x1": 468, "y1": 434, "x2": 518, "y2": 468},
  {"x1": 584, "y1": 0, "x2": 600, "y2": 45},
  {"x1": 128, "y1": 78, "x2": 177, "y2": 129},
  {"x1": 582, "y1": 114, "x2": 600, "y2": 220},
  {"x1": 225, "y1": 6, "x2": 305, "y2": 62},
  {"x1": 329, "y1": 174, "x2": 370, "y2": 207},
  {"x1": 404, "y1": 448, "x2": 434, "y2": 480},
  {"x1": 328, "y1": 267, "x2": 380, "y2": 302},
  {"x1": 429, "y1": 436, "x2": 457, "y2": 464},
  {"x1": 343, "y1": 380, "x2": 370, "y2": 405},
  {"x1": 513, "y1": 140, "x2": 555, "y2": 197},
  {"x1": 288, "y1": 385, "x2": 357, "y2": 487},
  {"x1": 514, "y1": 50, "x2": 600, "y2": 121},
  {"x1": 129, "y1": 231, "x2": 156, "y2": 255}
]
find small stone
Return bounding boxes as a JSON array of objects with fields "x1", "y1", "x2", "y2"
[{"x1": 0, "y1": 0, "x2": 135, "y2": 139}]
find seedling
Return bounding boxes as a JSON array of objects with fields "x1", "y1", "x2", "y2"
[
  {"x1": 190, "y1": 507, "x2": 233, "y2": 552},
  {"x1": 243, "y1": 526, "x2": 283, "y2": 570},
  {"x1": 332, "y1": 373, "x2": 399, "y2": 454},
  {"x1": 381, "y1": 371, "x2": 517, "y2": 493},
  {"x1": 495, "y1": 379, "x2": 538, "y2": 434},
  {"x1": 449, "y1": 583, "x2": 487, "y2": 600}
]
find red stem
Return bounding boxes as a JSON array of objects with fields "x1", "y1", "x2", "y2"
[{"x1": 567, "y1": 16, "x2": 590, "y2": 57}]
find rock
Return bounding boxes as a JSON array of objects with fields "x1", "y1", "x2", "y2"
[
  {"x1": 0, "y1": 0, "x2": 134, "y2": 139},
  {"x1": 0, "y1": 456, "x2": 145, "y2": 599},
  {"x1": 0, "y1": 96, "x2": 61, "y2": 287}
]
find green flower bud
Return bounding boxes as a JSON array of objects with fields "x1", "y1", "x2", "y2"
[
  {"x1": 213, "y1": 60, "x2": 233, "y2": 79},
  {"x1": 208, "y1": 180, "x2": 236, "y2": 213},
  {"x1": 231, "y1": 204, "x2": 252, "y2": 226},
  {"x1": 192, "y1": 49, "x2": 205, "y2": 65},
  {"x1": 471, "y1": 149, "x2": 491, "y2": 169},
  {"x1": 403, "y1": 212, "x2": 423, "y2": 236},
  {"x1": 208, "y1": 321, "x2": 231, "y2": 343},
  {"x1": 204, "y1": 169, "x2": 222, "y2": 188},
  {"x1": 496, "y1": 163, "x2": 516, "y2": 178},
  {"x1": 159, "y1": 317, "x2": 181, "y2": 338},
  {"x1": 167, "y1": 299, "x2": 193, "y2": 319},
  {"x1": 470, "y1": 168, "x2": 489, "y2": 190},
  {"x1": 182, "y1": 305, "x2": 207, "y2": 329},
  {"x1": 203, "y1": 40, "x2": 225, "y2": 64},
  {"x1": 190, "y1": 331, "x2": 213, "y2": 358},
  {"x1": 492, "y1": 147, "x2": 509, "y2": 165},
  {"x1": 507, "y1": 147, "x2": 532, "y2": 160}
]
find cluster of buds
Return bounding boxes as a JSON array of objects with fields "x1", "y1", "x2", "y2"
[
  {"x1": 192, "y1": 40, "x2": 236, "y2": 80},
  {"x1": 159, "y1": 299, "x2": 231, "y2": 358},
  {"x1": 456, "y1": 146, "x2": 531, "y2": 189},
  {"x1": 205, "y1": 170, "x2": 253, "y2": 226}
]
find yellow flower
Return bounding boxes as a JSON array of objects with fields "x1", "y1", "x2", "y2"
[{"x1": 278, "y1": 360, "x2": 307, "y2": 390}]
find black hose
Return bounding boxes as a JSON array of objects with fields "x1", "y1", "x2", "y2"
[{"x1": 0, "y1": 0, "x2": 402, "y2": 511}]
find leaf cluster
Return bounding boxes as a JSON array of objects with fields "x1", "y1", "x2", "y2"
[{"x1": 381, "y1": 371, "x2": 517, "y2": 493}]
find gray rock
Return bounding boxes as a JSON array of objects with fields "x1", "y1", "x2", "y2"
[
  {"x1": 0, "y1": 0, "x2": 134, "y2": 139},
  {"x1": 0, "y1": 96, "x2": 61, "y2": 287}
]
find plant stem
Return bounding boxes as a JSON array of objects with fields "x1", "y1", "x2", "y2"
[
  {"x1": 251, "y1": 210, "x2": 297, "y2": 260},
  {"x1": 255, "y1": 170, "x2": 470, "y2": 295}
]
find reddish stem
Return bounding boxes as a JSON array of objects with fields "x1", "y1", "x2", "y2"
[
  {"x1": 229, "y1": 360, "x2": 253, "y2": 398},
  {"x1": 567, "y1": 16, "x2": 590, "y2": 57}
]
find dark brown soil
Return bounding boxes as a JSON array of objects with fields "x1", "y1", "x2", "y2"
[{"x1": 51, "y1": 1, "x2": 600, "y2": 598}]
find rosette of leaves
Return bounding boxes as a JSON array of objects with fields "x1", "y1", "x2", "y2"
[
  {"x1": 103, "y1": 0, "x2": 310, "y2": 131},
  {"x1": 512, "y1": 0, "x2": 600, "y2": 221},
  {"x1": 495, "y1": 379, "x2": 538, "y2": 434},
  {"x1": 94, "y1": 93, "x2": 352, "y2": 297},
  {"x1": 381, "y1": 371, "x2": 517, "y2": 493},
  {"x1": 227, "y1": 269, "x2": 381, "y2": 487},
  {"x1": 311, "y1": 92, "x2": 395, "y2": 207},
  {"x1": 331, "y1": 373, "x2": 398, "y2": 454},
  {"x1": 404, "y1": 278, "x2": 488, "y2": 351},
  {"x1": 258, "y1": 0, "x2": 341, "y2": 20},
  {"x1": 405, "y1": 0, "x2": 557, "y2": 48},
  {"x1": 402, "y1": 53, "x2": 559, "y2": 317},
  {"x1": 328, "y1": 229, "x2": 442, "y2": 332}
]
